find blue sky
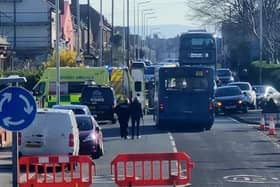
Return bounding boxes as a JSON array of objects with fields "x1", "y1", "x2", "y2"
[{"x1": 77, "y1": 0, "x2": 213, "y2": 37}]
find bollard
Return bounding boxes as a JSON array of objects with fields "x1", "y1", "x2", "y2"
[
  {"x1": 259, "y1": 114, "x2": 266, "y2": 131},
  {"x1": 268, "y1": 116, "x2": 276, "y2": 135}
]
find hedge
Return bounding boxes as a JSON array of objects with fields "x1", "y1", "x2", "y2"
[
  {"x1": 1, "y1": 70, "x2": 42, "y2": 91},
  {"x1": 249, "y1": 61, "x2": 280, "y2": 90}
]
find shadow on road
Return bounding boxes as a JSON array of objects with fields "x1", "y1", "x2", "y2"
[
  {"x1": 102, "y1": 124, "x2": 205, "y2": 139},
  {"x1": 102, "y1": 125, "x2": 167, "y2": 139}
]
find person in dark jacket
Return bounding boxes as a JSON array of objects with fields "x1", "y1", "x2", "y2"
[
  {"x1": 115, "y1": 97, "x2": 130, "y2": 139},
  {"x1": 130, "y1": 97, "x2": 143, "y2": 139}
]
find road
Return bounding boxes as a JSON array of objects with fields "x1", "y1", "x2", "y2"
[
  {"x1": 2, "y1": 114, "x2": 280, "y2": 186},
  {"x1": 174, "y1": 116, "x2": 280, "y2": 187}
]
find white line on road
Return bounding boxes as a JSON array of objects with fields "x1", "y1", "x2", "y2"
[
  {"x1": 229, "y1": 117, "x2": 241, "y2": 124},
  {"x1": 168, "y1": 132, "x2": 178, "y2": 153}
]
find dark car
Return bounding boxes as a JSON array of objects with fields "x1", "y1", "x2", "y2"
[
  {"x1": 228, "y1": 82, "x2": 256, "y2": 109},
  {"x1": 80, "y1": 85, "x2": 116, "y2": 123},
  {"x1": 75, "y1": 115, "x2": 103, "y2": 158},
  {"x1": 253, "y1": 85, "x2": 280, "y2": 109},
  {"x1": 215, "y1": 86, "x2": 248, "y2": 114},
  {"x1": 216, "y1": 68, "x2": 234, "y2": 86}
]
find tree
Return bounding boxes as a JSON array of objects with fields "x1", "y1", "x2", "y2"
[
  {"x1": 45, "y1": 49, "x2": 77, "y2": 67},
  {"x1": 188, "y1": 0, "x2": 280, "y2": 63}
]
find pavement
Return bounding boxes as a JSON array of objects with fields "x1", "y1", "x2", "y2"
[{"x1": 0, "y1": 147, "x2": 12, "y2": 186}]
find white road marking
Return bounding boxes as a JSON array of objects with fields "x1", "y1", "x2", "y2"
[
  {"x1": 168, "y1": 132, "x2": 178, "y2": 153},
  {"x1": 229, "y1": 117, "x2": 240, "y2": 124}
]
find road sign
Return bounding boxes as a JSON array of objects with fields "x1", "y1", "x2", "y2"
[{"x1": 0, "y1": 87, "x2": 37, "y2": 131}]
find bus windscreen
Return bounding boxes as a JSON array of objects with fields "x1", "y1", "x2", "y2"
[{"x1": 164, "y1": 77, "x2": 209, "y2": 91}]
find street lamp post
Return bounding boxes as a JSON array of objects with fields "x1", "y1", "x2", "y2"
[
  {"x1": 123, "y1": 0, "x2": 126, "y2": 65},
  {"x1": 142, "y1": 11, "x2": 155, "y2": 59},
  {"x1": 111, "y1": 0, "x2": 114, "y2": 66},
  {"x1": 55, "y1": 0, "x2": 60, "y2": 104},
  {"x1": 144, "y1": 16, "x2": 156, "y2": 59},
  {"x1": 259, "y1": 0, "x2": 263, "y2": 84},
  {"x1": 135, "y1": 1, "x2": 151, "y2": 60},
  {"x1": 137, "y1": 1, "x2": 152, "y2": 60},
  {"x1": 99, "y1": 0, "x2": 103, "y2": 66},
  {"x1": 127, "y1": 0, "x2": 130, "y2": 67},
  {"x1": 76, "y1": 0, "x2": 81, "y2": 64}
]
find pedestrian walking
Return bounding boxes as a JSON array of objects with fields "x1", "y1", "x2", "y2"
[
  {"x1": 115, "y1": 97, "x2": 130, "y2": 139},
  {"x1": 130, "y1": 97, "x2": 143, "y2": 139}
]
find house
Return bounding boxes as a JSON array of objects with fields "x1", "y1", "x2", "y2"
[
  {"x1": 0, "y1": 0, "x2": 54, "y2": 65},
  {"x1": 60, "y1": 1, "x2": 75, "y2": 50},
  {"x1": 71, "y1": 1, "x2": 112, "y2": 65}
]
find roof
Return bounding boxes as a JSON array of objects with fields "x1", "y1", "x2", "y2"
[
  {"x1": 37, "y1": 108, "x2": 74, "y2": 114},
  {"x1": 216, "y1": 85, "x2": 240, "y2": 89},
  {"x1": 229, "y1": 82, "x2": 250, "y2": 85},
  {"x1": 52, "y1": 104, "x2": 89, "y2": 110}
]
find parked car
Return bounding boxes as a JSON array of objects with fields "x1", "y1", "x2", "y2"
[
  {"x1": 19, "y1": 109, "x2": 80, "y2": 157},
  {"x1": 216, "y1": 68, "x2": 234, "y2": 86},
  {"x1": 80, "y1": 85, "x2": 117, "y2": 124},
  {"x1": 215, "y1": 86, "x2": 248, "y2": 114},
  {"x1": 228, "y1": 82, "x2": 256, "y2": 109},
  {"x1": 252, "y1": 85, "x2": 280, "y2": 108},
  {"x1": 52, "y1": 104, "x2": 92, "y2": 115},
  {"x1": 75, "y1": 115, "x2": 103, "y2": 158}
]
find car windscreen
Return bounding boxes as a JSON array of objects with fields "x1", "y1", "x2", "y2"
[
  {"x1": 254, "y1": 86, "x2": 266, "y2": 94},
  {"x1": 82, "y1": 87, "x2": 114, "y2": 104},
  {"x1": 164, "y1": 76, "x2": 209, "y2": 91},
  {"x1": 76, "y1": 117, "x2": 94, "y2": 131},
  {"x1": 217, "y1": 70, "x2": 231, "y2": 77},
  {"x1": 231, "y1": 83, "x2": 250, "y2": 91},
  {"x1": 215, "y1": 87, "x2": 242, "y2": 97},
  {"x1": 72, "y1": 109, "x2": 86, "y2": 115}
]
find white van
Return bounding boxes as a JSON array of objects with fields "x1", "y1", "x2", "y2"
[
  {"x1": 19, "y1": 108, "x2": 79, "y2": 157},
  {"x1": 131, "y1": 62, "x2": 146, "y2": 112}
]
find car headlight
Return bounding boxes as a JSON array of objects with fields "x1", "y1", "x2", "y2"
[
  {"x1": 83, "y1": 134, "x2": 97, "y2": 143},
  {"x1": 237, "y1": 100, "x2": 243, "y2": 104},
  {"x1": 216, "y1": 101, "x2": 222, "y2": 107}
]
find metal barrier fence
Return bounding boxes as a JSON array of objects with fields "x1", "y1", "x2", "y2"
[
  {"x1": 111, "y1": 152, "x2": 195, "y2": 186},
  {"x1": 19, "y1": 155, "x2": 94, "y2": 187}
]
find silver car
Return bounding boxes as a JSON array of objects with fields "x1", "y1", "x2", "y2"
[
  {"x1": 52, "y1": 104, "x2": 92, "y2": 115},
  {"x1": 228, "y1": 82, "x2": 256, "y2": 109}
]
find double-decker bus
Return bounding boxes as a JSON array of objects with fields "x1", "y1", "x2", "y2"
[
  {"x1": 154, "y1": 66, "x2": 215, "y2": 130},
  {"x1": 154, "y1": 31, "x2": 216, "y2": 130},
  {"x1": 179, "y1": 31, "x2": 216, "y2": 66}
]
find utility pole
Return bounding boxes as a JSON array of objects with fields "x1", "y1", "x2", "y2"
[
  {"x1": 56, "y1": 0, "x2": 60, "y2": 104},
  {"x1": 123, "y1": 0, "x2": 126, "y2": 65},
  {"x1": 259, "y1": 0, "x2": 263, "y2": 84},
  {"x1": 87, "y1": 0, "x2": 90, "y2": 56},
  {"x1": 99, "y1": 0, "x2": 103, "y2": 66},
  {"x1": 111, "y1": 0, "x2": 114, "y2": 66},
  {"x1": 134, "y1": 0, "x2": 136, "y2": 60},
  {"x1": 127, "y1": 0, "x2": 130, "y2": 67},
  {"x1": 76, "y1": 0, "x2": 81, "y2": 64}
]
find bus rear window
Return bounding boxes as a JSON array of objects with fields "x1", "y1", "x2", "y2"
[
  {"x1": 135, "y1": 82, "x2": 142, "y2": 92},
  {"x1": 164, "y1": 77, "x2": 208, "y2": 91}
]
